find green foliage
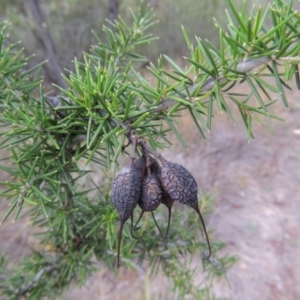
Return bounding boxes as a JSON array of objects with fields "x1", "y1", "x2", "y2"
[{"x1": 0, "y1": 0, "x2": 299, "y2": 299}]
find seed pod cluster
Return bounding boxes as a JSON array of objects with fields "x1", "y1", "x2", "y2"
[{"x1": 111, "y1": 137, "x2": 211, "y2": 268}]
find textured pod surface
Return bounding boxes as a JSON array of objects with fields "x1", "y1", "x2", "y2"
[
  {"x1": 159, "y1": 157, "x2": 198, "y2": 208},
  {"x1": 139, "y1": 167, "x2": 163, "y2": 211},
  {"x1": 134, "y1": 155, "x2": 146, "y2": 174},
  {"x1": 111, "y1": 162, "x2": 142, "y2": 221}
]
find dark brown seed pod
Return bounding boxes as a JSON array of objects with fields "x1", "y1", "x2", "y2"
[
  {"x1": 147, "y1": 160, "x2": 173, "y2": 241},
  {"x1": 158, "y1": 156, "x2": 198, "y2": 205},
  {"x1": 111, "y1": 158, "x2": 142, "y2": 268},
  {"x1": 132, "y1": 155, "x2": 164, "y2": 238},
  {"x1": 134, "y1": 155, "x2": 146, "y2": 174},
  {"x1": 158, "y1": 156, "x2": 212, "y2": 259},
  {"x1": 140, "y1": 165, "x2": 163, "y2": 211}
]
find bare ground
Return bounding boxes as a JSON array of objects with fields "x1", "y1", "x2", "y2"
[
  {"x1": 1, "y1": 88, "x2": 300, "y2": 300},
  {"x1": 176, "y1": 93, "x2": 300, "y2": 300}
]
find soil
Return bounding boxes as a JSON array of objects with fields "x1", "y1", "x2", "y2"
[{"x1": 1, "y1": 86, "x2": 300, "y2": 300}]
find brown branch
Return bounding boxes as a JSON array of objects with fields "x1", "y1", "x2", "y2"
[{"x1": 26, "y1": 0, "x2": 68, "y2": 89}]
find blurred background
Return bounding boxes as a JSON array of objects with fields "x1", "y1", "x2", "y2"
[
  {"x1": 1, "y1": 0, "x2": 300, "y2": 299},
  {"x1": 0, "y1": 0, "x2": 268, "y2": 90}
]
